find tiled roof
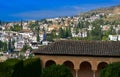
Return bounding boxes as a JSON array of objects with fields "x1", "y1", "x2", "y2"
[{"x1": 34, "y1": 40, "x2": 120, "y2": 57}]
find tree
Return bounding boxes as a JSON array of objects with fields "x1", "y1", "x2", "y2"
[
  {"x1": 92, "y1": 19, "x2": 104, "y2": 26},
  {"x1": 75, "y1": 27, "x2": 79, "y2": 34},
  {"x1": 21, "y1": 44, "x2": 32, "y2": 52},
  {"x1": 24, "y1": 58, "x2": 42, "y2": 77},
  {"x1": 77, "y1": 21, "x2": 84, "y2": 29},
  {"x1": 20, "y1": 20, "x2": 23, "y2": 30},
  {"x1": 100, "y1": 62, "x2": 120, "y2": 77},
  {"x1": 36, "y1": 33, "x2": 40, "y2": 42},
  {"x1": 90, "y1": 20, "x2": 103, "y2": 40},
  {"x1": 42, "y1": 64, "x2": 73, "y2": 77},
  {"x1": 84, "y1": 21, "x2": 90, "y2": 28},
  {"x1": 51, "y1": 30, "x2": 57, "y2": 38},
  {"x1": 46, "y1": 34, "x2": 54, "y2": 42},
  {"x1": 10, "y1": 24, "x2": 21, "y2": 32},
  {"x1": 117, "y1": 29, "x2": 120, "y2": 34},
  {"x1": 46, "y1": 34, "x2": 53, "y2": 41},
  {"x1": 65, "y1": 26, "x2": 72, "y2": 38},
  {"x1": 107, "y1": 26, "x2": 116, "y2": 35},
  {"x1": 8, "y1": 38, "x2": 12, "y2": 52},
  {"x1": 35, "y1": 21, "x2": 40, "y2": 33},
  {"x1": 58, "y1": 27, "x2": 72, "y2": 38},
  {"x1": 0, "y1": 58, "x2": 42, "y2": 77},
  {"x1": 0, "y1": 59, "x2": 23, "y2": 77},
  {"x1": 29, "y1": 22, "x2": 36, "y2": 31},
  {"x1": 102, "y1": 36, "x2": 108, "y2": 41},
  {"x1": 34, "y1": 21, "x2": 40, "y2": 42},
  {"x1": 0, "y1": 41, "x2": 8, "y2": 52},
  {"x1": 59, "y1": 27, "x2": 66, "y2": 38},
  {"x1": 0, "y1": 41, "x2": 3, "y2": 51},
  {"x1": 46, "y1": 30, "x2": 58, "y2": 41},
  {"x1": 2, "y1": 42, "x2": 8, "y2": 51}
]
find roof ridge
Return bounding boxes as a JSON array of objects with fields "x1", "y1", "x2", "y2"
[{"x1": 35, "y1": 40, "x2": 120, "y2": 57}]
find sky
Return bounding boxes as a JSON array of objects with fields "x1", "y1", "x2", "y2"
[{"x1": 0, "y1": 0, "x2": 120, "y2": 21}]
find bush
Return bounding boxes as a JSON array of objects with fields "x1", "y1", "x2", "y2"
[
  {"x1": 0, "y1": 59, "x2": 23, "y2": 77},
  {"x1": 23, "y1": 58, "x2": 42, "y2": 77},
  {"x1": 0, "y1": 58, "x2": 42, "y2": 77},
  {"x1": 100, "y1": 62, "x2": 120, "y2": 77},
  {"x1": 42, "y1": 64, "x2": 73, "y2": 77}
]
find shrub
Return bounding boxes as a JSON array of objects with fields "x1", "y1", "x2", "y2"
[
  {"x1": 0, "y1": 59, "x2": 23, "y2": 77},
  {"x1": 0, "y1": 58, "x2": 42, "y2": 77},
  {"x1": 42, "y1": 64, "x2": 73, "y2": 77},
  {"x1": 23, "y1": 58, "x2": 42, "y2": 77},
  {"x1": 100, "y1": 62, "x2": 120, "y2": 77}
]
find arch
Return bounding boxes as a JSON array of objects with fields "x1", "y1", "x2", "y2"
[
  {"x1": 63, "y1": 61, "x2": 75, "y2": 77},
  {"x1": 80, "y1": 61, "x2": 92, "y2": 70},
  {"x1": 78, "y1": 61, "x2": 92, "y2": 77},
  {"x1": 63, "y1": 61, "x2": 74, "y2": 69},
  {"x1": 96, "y1": 62, "x2": 108, "y2": 77},
  {"x1": 45, "y1": 60, "x2": 56, "y2": 67},
  {"x1": 97, "y1": 62, "x2": 108, "y2": 70}
]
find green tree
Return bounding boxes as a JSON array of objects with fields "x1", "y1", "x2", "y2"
[
  {"x1": 20, "y1": 20, "x2": 23, "y2": 30},
  {"x1": 102, "y1": 36, "x2": 108, "y2": 41},
  {"x1": 77, "y1": 21, "x2": 85, "y2": 29},
  {"x1": 51, "y1": 30, "x2": 57, "y2": 38},
  {"x1": 59, "y1": 27, "x2": 66, "y2": 38},
  {"x1": 46, "y1": 34, "x2": 54, "y2": 42},
  {"x1": 29, "y1": 22, "x2": 36, "y2": 31},
  {"x1": 8, "y1": 39, "x2": 12, "y2": 52},
  {"x1": 90, "y1": 26, "x2": 103, "y2": 40},
  {"x1": 117, "y1": 29, "x2": 120, "y2": 35},
  {"x1": 46, "y1": 30, "x2": 58, "y2": 41},
  {"x1": 21, "y1": 44, "x2": 32, "y2": 52},
  {"x1": 37, "y1": 33, "x2": 40, "y2": 42},
  {"x1": 0, "y1": 41, "x2": 8, "y2": 52},
  {"x1": 65, "y1": 26, "x2": 72, "y2": 38},
  {"x1": 10, "y1": 24, "x2": 21, "y2": 32},
  {"x1": 90, "y1": 20, "x2": 103, "y2": 40},
  {"x1": 29, "y1": 21, "x2": 41, "y2": 33},
  {"x1": 2, "y1": 42, "x2": 8, "y2": 51},
  {"x1": 34, "y1": 21, "x2": 40, "y2": 42},
  {"x1": 35, "y1": 21, "x2": 40, "y2": 33},
  {"x1": 100, "y1": 62, "x2": 120, "y2": 77},
  {"x1": 42, "y1": 64, "x2": 73, "y2": 77},
  {"x1": 0, "y1": 41, "x2": 3, "y2": 51},
  {"x1": 24, "y1": 58, "x2": 42, "y2": 77},
  {"x1": 0, "y1": 59, "x2": 23, "y2": 77},
  {"x1": 85, "y1": 21, "x2": 90, "y2": 28},
  {"x1": 75, "y1": 27, "x2": 79, "y2": 34},
  {"x1": 58, "y1": 27, "x2": 71, "y2": 38},
  {"x1": 0, "y1": 58, "x2": 42, "y2": 77},
  {"x1": 107, "y1": 26, "x2": 116, "y2": 35}
]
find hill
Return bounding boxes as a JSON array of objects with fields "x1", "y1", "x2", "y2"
[{"x1": 79, "y1": 5, "x2": 120, "y2": 16}]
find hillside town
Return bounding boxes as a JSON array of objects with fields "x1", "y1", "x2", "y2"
[
  {"x1": 0, "y1": 6, "x2": 120, "y2": 61},
  {"x1": 1, "y1": 0, "x2": 120, "y2": 77}
]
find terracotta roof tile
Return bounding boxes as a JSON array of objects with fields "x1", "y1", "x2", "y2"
[{"x1": 34, "y1": 40, "x2": 120, "y2": 57}]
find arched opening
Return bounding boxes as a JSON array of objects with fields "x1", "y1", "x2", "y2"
[
  {"x1": 45, "y1": 60, "x2": 56, "y2": 67},
  {"x1": 63, "y1": 61, "x2": 74, "y2": 69},
  {"x1": 96, "y1": 62, "x2": 108, "y2": 77},
  {"x1": 78, "y1": 61, "x2": 92, "y2": 77},
  {"x1": 63, "y1": 61, "x2": 75, "y2": 77}
]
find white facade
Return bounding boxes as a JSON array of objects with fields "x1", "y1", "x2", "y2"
[{"x1": 108, "y1": 35, "x2": 119, "y2": 41}]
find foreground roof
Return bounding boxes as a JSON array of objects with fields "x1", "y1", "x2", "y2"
[{"x1": 34, "y1": 40, "x2": 120, "y2": 57}]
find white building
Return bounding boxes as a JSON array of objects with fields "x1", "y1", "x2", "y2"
[{"x1": 108, "y1": 35, "x2": 118, "y2": 41}]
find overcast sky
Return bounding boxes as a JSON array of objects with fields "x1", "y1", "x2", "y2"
[{"x1": 0, "y1": 0, "x2": 120, "y2": 21}]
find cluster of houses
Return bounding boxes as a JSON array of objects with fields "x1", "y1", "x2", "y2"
[
  {"x1": 0, "y1": 30, "x2": 47, "y2": 50},
  {"x1": 0, "y1": 12, "x2": 120, "y2": 60}
]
